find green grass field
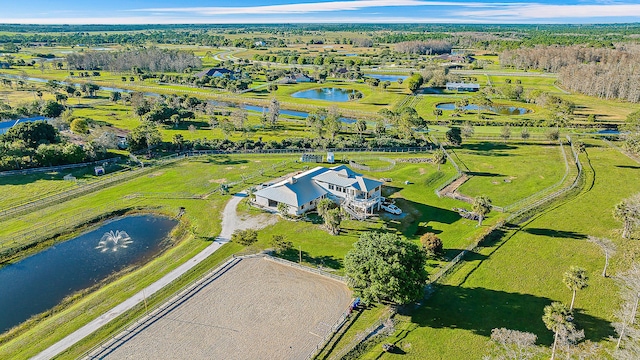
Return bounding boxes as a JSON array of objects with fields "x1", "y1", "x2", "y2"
[
  {"x1": 453, "y1": 141, "x2": 567, "y2": 207},
  {"x1": 358, "y1": 140, "x2": 640, "y2": 359}
]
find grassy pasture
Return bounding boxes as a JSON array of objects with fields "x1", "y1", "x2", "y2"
[
  {"x1": 452, "y1": 141, "x2": 567, "y2": 207},
  {"x1": 359, "y1": 140, "x2": 640, "y2": 359}
]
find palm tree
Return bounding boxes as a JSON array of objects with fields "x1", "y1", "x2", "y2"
[
  {"x1": 433, "y1": 108, "x2": 442, "y2": 122},
  {"x1": 613, "y1": 196, "x2": 640, "y2": 239},
  {"x1": 317, "y1": 198, "x2": 334, "y2": 219},
  {"x1": 432, "y1": 148, "x2": 446, "y2": 171},
  {"x1": 587, "y1": 236, "x2": 616, "y2": 277},
  {"x1": 563, "y1": 266, "x2": 589, "y2": 310},
  {"x1": 472, "y1": 196, "x2": 492, "y2": 226},
  {"x1": 543, "y1": 302, "x2": 574, "y2": 360}
]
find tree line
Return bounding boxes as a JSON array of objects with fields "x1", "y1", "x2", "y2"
[
  {"x1": 66, "y1": 47, "x2": 201, "y2": 73},
  {"x1": 0, "y1": 121, "x2": 109, "y2": 171},
  {"x1": 500, "y1": 45, "x2": 640, "y2": 102}
]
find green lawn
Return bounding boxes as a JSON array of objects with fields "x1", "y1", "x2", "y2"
[
  {"x1": 361, "y1": 140, "x2": 640, "y2": 359},
  {"x1": 453, "y1": 141, "x2": 567, "y2": 207}
]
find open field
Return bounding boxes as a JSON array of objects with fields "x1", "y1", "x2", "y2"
[
  {"x1": 359, "y1": 140, "x2": 640, "y2": 359},
  {"x1": 94, "y1": 256, "x2": 351, "y2": 360},
  {"x1": 453, "y1": 141, "x2": 567, "y2": 207}
]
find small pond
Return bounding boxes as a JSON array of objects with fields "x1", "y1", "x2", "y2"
[
  {"x1": 436, "y1": 102, "x2": 530, "y2": 115},
  {"x1": 0, "y1": 214, "x2": 177, "y2": 333},
  {"x1": 216, "y1": 102, "x2": 357, "y2": 124},
  {"x1": 291, "y1": 88, "x2": 361, "y2": 102},
  {"x1": 364, "y1": 74, "x2": 408, "y2": 82},
  {"x1": 0, "y1": 116, "x2": 50, "y2": 135}
]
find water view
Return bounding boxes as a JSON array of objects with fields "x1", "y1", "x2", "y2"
[
  {"x1": 291, "y1": 87, "x2": 360, "y2": 102},
  {"x1": 364, "y1": 74, "x2": 408, "y2": 82},
  {"x1": 0, "y1": 214, "x2": 177, "y2": 332},
  {"x1": 436, "y1": 102, "x2": 530, "y2": 115}
]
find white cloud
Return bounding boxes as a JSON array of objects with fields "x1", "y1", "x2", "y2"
[
  {"x1": 455, "y1": 3, "x2": 640, "y2": 19},
  {"x1": 134, "y1": 0, "x2": 478, "y2": 15}
]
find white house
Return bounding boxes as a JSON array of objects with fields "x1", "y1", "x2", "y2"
[
  {"x1": 253, "y1": 165, "x2": 383, "y2": 218},
  {"x1": 445, "y1": 82, "x2": 480, "y2": 92}
]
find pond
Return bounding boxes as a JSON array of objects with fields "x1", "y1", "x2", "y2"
[
  {"x1": 0, "y1": 116, "x2": 50, "y2": 135},
  {"x1": 364, "y1": 74, "x2": 408, "y2": 82},
  {"x1": 240, "y1": 104, "x2": 356, "y2": 124},
  {"x1": 291, "y1": 88, "x2": 361, "y2": 102},
  {"x1": 0, "y1": 214, "x2": 177, "y2": 333},
  {"x1": 436, "y1": 102, "x2": 530, "y2": 115}
]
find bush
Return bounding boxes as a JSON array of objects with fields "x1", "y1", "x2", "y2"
[
  {"x1": 70, "y1": 118, "x2": 89, "y2": 134},
  {"x1": 420, "y1": 233, "x2": 443, "y2": 255},
  {"x1": 271, "y1": 235, "x2": 293, "y2": 252},
  {"x1": 546, "y1": 128, "x2": 560, "y2": 141},
  {"x1": 231, "y1": 229, "x2": 258, "y2": 246}
]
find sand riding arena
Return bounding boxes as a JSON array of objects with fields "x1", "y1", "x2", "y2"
[{"x1": 88, "y1": 255, "x2": 352, "y2": 360}]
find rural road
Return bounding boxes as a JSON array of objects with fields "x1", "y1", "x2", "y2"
[{"x1": 33, "y1": 192, "x2": 271, "y2": 360}]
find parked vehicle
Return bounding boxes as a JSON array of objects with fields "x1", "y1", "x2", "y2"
[{"x1": 381, "y1": 203, "x2": 402, "y2": 215}]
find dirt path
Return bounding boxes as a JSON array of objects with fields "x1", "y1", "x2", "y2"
[{"x1": 33, "y1": 192, "x2": 277, "y2": 360}]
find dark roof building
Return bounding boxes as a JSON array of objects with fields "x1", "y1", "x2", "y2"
[{"x1": 195, "y1": 68, "x2": 236, "y2": 79}]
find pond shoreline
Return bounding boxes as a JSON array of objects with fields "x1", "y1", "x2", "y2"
[{"x1": 0, "y1": 210, "x2": 182, "y2": 334}]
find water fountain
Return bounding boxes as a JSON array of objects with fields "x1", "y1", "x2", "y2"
[{"x1": 96, "y1": 230, "x2": 133, "y2": 252}]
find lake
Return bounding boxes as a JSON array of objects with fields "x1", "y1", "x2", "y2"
[
  {"x1": 291, "y1": 88, "x2": 360, "y2": 102},
  {"x1": 0, "y1": 214, "x2": 177, "y2": 333},
  {"x1": 436, "y1": 102, "x2": 530, "y2": 115},
  {"x1": 364, "y1": 74, "x2": 408, "y2": 82}
]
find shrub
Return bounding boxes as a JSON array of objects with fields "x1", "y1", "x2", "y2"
[
  {"x1": 70, "y1": 118, "x2": 89, "y2": 134},
  {"x1": 420, "y1": 233, "x2": 443, "y2": 255},
  {"x1": 231, "y1": 229, "x2": 258, "y2": 246},
  {"x1": 271, "y1": 235, "x2": 293, "y2": 252}
]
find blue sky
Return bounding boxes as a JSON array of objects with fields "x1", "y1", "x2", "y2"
[{"x1": 2, "y1": 1, "x2": 639, "y2": 24}]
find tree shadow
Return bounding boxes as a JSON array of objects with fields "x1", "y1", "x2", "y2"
[
  {"x1": 275, "y1": 249, "x2": 343, "y2": 270},
  {"x1": 441, "y1": 249, "x2": 488, "y2": 262},
  {"x1": 459, "y1": 142, "x2": 519, "y2": 152},
  {"x1": 403, "y1": 284, "x2": 614, "y2": 345},
  {"x1": 467, "y1": 171, "x2": 505, "y2": 177},
  {"x1": 615, "y1": 165, "x2": 640, "y2": 170},
  {"x1": 381, "y1": 185, "x2": 402, "y2": 197},
  {"x1": 384, "y1": 198, "x2": 462, "y2": 238},
  {"x1": 524, "y1": 228, "x2": 587, "y2": 239},
  {"x1": 191, "y1": 155, "x2": 249, "y2": 165}
]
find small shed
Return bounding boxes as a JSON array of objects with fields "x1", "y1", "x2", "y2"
[
  {"x1": 63, "y1": 174, "x2": 76, "y2": 181},
  {"x1": 326, "y1": 152, "x2": 335, "y2": 164},
  {"x1": 94, "y1": 166, "x2": 105, "y2": 176}
]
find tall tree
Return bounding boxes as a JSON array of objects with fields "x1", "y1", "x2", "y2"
[
  {"x1": 462, "y1": 121, "x2": 474, "y2": 138},
  {"x1": 543, "y1": 302, "x2": 575, "y2": 360},
  {"x1": 445, "y1": 127, "x2": 462, "y2": 146},
  {"x1": 231, "y1": 107, "x2": 248, "y2": 131},
  {"x1": 306, "y1": 108, "x2": 327, "y2": 139},
  {"x1": 613, "y1": 264, "x2": 640, "y2": 353},
  {"x1": 325, "y1": 105, "x2": 342, "y2": 141},
  {"x1": 613, "y1": 195, "x2": 640, "y2": 239},
  {"x1": 432, "y1": 148, "x2": 446, "y2": 171},
  {"x1": 316, "y1": 198, "x2": 334, "y2": 219},
  {"x1": 587, "y1": 236, "x2": 616, "y2": 277},
  {"x1": 406, "y1": 73, "x2": 424, "y2": 93},
  {"x1": 344, "y1": 232, "x2": 428, "y2": 304},
  {"x1": 563, "y1": 266, "x2": 589, "y2": 310},
  {"x1": 500, "y1": 125, "x2": 512, "y2": 142},
  {"x1": 355, "y1": 119, "x2": 367, "y2": 137},
  {"x1": 472, "y1": 195, "x2": 492, "y2": 226},
  {"x1": 433, "y1": 108, "x2": 442, "y2": 122},
  {"x1": 324, "y1": 207, "x2": 344, "y2": 235},
  {"x1": 267, "y1": 97, "x2": 280, "y2": 127}
]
